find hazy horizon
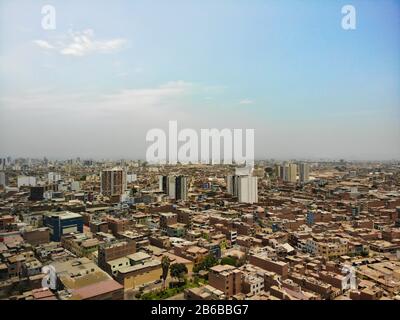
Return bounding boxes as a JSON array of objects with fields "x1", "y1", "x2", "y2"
[{"x1": 1, "y1": 0, "x2": 399, "y2": 161}]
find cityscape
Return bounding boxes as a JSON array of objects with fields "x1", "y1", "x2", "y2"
[
  {"x1": 0, "y1": 158, "x2": 400, "y2": 300},
  {"x1": 1, "y1": 0, "x2": 400, "y2": 306}
]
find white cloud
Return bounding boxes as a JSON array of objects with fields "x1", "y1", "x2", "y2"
[
  {"x1": 33, "y1": 29, "x2": 127, "y2": 57},
  {"x1": 1, "y1": 81, "x2": 194, "y2": 114},
  {"x1": 100, "y1": 81, "x2": 193, "y2": 111},
  {"x1": 239, "y1": 99, "x2": 254, "y2": 105},
  {"x1": 33, "y1": 40, "x2": 55, "y2": 50}
]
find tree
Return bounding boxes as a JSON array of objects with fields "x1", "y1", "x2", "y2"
[
  {"x1": 193, "y1": 254, "x2": 218, "y2": 273},
  {"x1": 220, "y1": 256, "x2": 237, "y2": 266},
  {"x1": 170, "y1": 263, "x2": 188, "y2": 284},
  {"x1": 161, "y1": 256, "x2": 170, "y2": 289},
  {"x1": 220, "y1": 240, "x2": 228, "y2": 250},
  {"x1": 203, "y1": 254, "x2": 218, "y2": 269}
]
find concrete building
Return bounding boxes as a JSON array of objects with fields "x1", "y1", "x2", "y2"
[
  {"x1": 0, "y1": 171, "x2": 7, "y2": 187},
  {"x1": 238, "y1": 176, "x2": 258, "y2": 204},
  {"x1": 52, "y1": 257, "x2": 124, "y2": 300},
  {"x1": 114, "y1": 252, "x2": 162, "y2": 290},
  {"x1": 287, "y1": 163, "x2": 297, "y2": 183},
  {"x1": 100, "y1": 167, "x2": 127, "y2": 198},
  {"x1": 160, "y1": 175, "x2": 188, "y2": 200},
  {"x1": 17, "y1": 176, "x2": 36, "y2": 188},
  {"x1": 209, "y1": 264, "x2": 242, "y2": 298},
  {"x1": 227, "y1": 175, "x2": 258, "y2": 204},
  {"x1": 48, "y1": 172, "x2": 61, "y2": 184},
  {"x1": 43, "y1": 211, "x2": 84, "y2": 242},
  {"x1": 299, "y1": 163, "x2": 310, "y2": 183},
  {"x1": 98, "y1": 240, "x2": 136, "y2": 274},
  {"x1": 249, "y1": 252, "x2": 289, "y2": 279}
]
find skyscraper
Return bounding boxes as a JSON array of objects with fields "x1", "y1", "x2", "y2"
[
  {"x1": 0, "y1": 158, "x2": 5, "y2": 170},
  {"x1": 175, "y1": 176, "x2": 188, "y2": 201},
  {"x1": 287, "y1": 163, "x2": 298, "y2": 183},
  {"x1": 159, "y1": 175, "x2": 168, "y2": 193},
  {"x1": 167, "y1": 176, "x2": 176, "y2": 199},
  {"x1": 160, "y1": 175, "x2": 188, "y2": 201},
  {"x1": 274, "y1": 164, "x2": 281, "y2": 179},
  {"x1": 238, "y1": 176, "x2": 258, "y2": 204},
  {"x1": 227, "y1": 174, "x2": 258, "y2": 204},
  {"x1": 101, "y1": 167, "x2": 127, "y2": 197},
  {"x1": 299, "y1": 163, "x2": 310, "y2": 183},
  {"x1": 226, "y1": 175, "x2": 238, "y2": 195},
  {"x1": 0, "y1": 172, "x2": 7, "y2": 187}
]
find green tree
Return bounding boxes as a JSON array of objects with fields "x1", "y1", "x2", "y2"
[
  {"x1": 220, "y1": 240, "x2": 227, "y2": 250},
  {"x1": 170, "y1": 263, "x2": 188, "y2": 284},
  {"x1": 161, "y1": 256, "x2": 170, "y2": 289},
  {"x1": 193, "y1": 254, "x2": 218, "y2": 273},
  {"x1": 220, "y1": 256, "x2": 237, "y2": 266}
]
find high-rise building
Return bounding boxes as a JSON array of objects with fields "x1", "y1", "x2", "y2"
[
  {"x1": 167, "y1": 176, "x2": 176, "y2": 199},
  {"x1": 101, "y1": 167, "x2": 127, "y2": 197},
  {"x1": 0, "y1": 158, "x2": 5, "y2": 170},
  {"x1": 299, "y1": 163, "x2": 310, "y2": 183},
  {"x1": 227, "y1": 174, "x2": 258, "y2": 204},
  {"x1": 274, "y1": 164, "x2": 281, "y2": 179},
  {"x1": 160, "y1": 175, "x2": 188, "y2": 201},
  {"x1": 287, "y1": 163, "x2": 297, "y2": 183},
  {"x1": 17, "y1": 176, "x2": 37, "y2": 188},
  {"x1": 159, "y1": 175, "x2": 168, "y2": 193},
  {"x1": 0, "y1": 172, "x2": 7, "y2": 187},
  {"x1": 238, "y1": 176, "x2": 258, "y2": 204},
  {"x1": 226, "y1": 175, "x2": 239, "y2": 195},
  {"x1": 282, "y1": 164, "x2": 289, "y2": 181},
  {"x1": 175, "y1": 176, "x2": 188, "y2": 201}
]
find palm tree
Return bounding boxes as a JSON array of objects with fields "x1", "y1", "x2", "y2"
[{"x1": 161, "y1": 256, "x2": 170, "y2": 289}]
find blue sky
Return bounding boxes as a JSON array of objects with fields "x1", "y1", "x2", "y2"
[{"x1": 0, "y1": 0, "x2": 399, "y2": 160}]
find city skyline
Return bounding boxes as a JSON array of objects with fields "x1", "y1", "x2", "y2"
[{"x1": 1, "y1": 0, "x2": 399, "y2": 160}]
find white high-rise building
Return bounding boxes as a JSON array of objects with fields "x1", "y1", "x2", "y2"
[
  {"x1": 238, "y1": 176, "x2": 258, "y2": 204},
  {"x1": 299, "y1": 163, "x2": 310, "y2": 183},
  {"x1": 167, "y1": 176, "x2": 176, "y2": 199},
  {"x1": 48, "y1": 172, "x2": 61, "y2": 184},
  {"x1": 17, "y1": 176, "x2": 37, "y2": 188},
  {"x1": 227, "y1": 174, "x2": 258, "y2": 204}
]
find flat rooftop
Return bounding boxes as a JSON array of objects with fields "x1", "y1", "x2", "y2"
[{"x1": 45, "y1": 211, "x2": 82, "y2": 220}]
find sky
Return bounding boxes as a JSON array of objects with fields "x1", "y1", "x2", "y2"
[{"x1": 0, "y1": 0, "x2": 399, "y2": 161}]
